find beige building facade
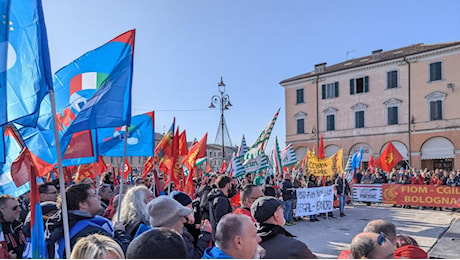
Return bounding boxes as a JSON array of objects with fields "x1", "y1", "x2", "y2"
[{"x1": 280, "y1": 41, "x2": 460, "y2": 171}]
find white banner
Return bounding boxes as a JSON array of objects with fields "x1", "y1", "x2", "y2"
[
  {"x1": 352, "y1": 184, "x2": 382, "y2": 203},
  {"x1": 295, "y1": 186, "x2": 334, "y2": 216}
]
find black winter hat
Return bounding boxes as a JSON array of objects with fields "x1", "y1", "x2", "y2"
[{"x1": 170, "y1": 191, "x2": 193, "y2": 206}]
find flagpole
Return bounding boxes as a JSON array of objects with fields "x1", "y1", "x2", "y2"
[
  {"x1": 49, "y1": 90, "x2": 71, "y2": 259},
  {"x1": 116, "y1": 127, "x2": 129, "y2": 223}
]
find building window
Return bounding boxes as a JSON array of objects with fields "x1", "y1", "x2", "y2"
[
  {"x1": 322, "y1": 82, "x2": 339, "y2": 99},
  {"x1": 387, "y1": 70, "x2": 398, "y2": 89},
  {"x1": 355, "y1": 111, "x2": 365, "y2": 128},
  {"x1": 296, "y1": 89, "x2": 304, "y2": 104},
  {"x1": 430, "y1": 100, "x2": 443, "y2": 120},
  {"x1": 350, "y1": 76, "x2": 369, "y2": 95},
  {"x1": 387, "y1": 106, "x2": 398, "y2": 125},
  {"x1": 326, "y1": 114, "x2": 335, "y2": 131},
  {"x1": 429, "y1": 62, "x2": 442, "y2": 82},
  {"x1": 297, "y1": 118, "x2": 305, "y2": 134}
]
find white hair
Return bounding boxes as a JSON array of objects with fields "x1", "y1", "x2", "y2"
[{"x1": 114, "y1": 185, "x2": 151, "y2": 236}]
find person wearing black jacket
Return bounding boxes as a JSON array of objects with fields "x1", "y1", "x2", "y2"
[
  {"x1": 206, "y1": 175, "x2": 233, "y2": 241},
  {"x1": 45, "y1": 183, "x2": 130, "y2": 258},
  {"x1": 251, "y1": 196, "x2": 317, "y2": 259},
  {"x1": 335, "y1": 172, "x2": 351, "y2": 217},
  {"x1": 0, "y1": 195, "x2": 26, "y2": 259},
  {"x1": 280, "y1": 173, "x2": 296, "y2": 225},
  {"x1": 171, "y1": 191, "x2": 212, "y2": 258}
]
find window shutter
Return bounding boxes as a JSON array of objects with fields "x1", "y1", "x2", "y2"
[
  {"x1": 364, "y1": 76, "x2": 369, "y2": 92},
  {"x1": 335, "y1": 82, "x2": 339, "y2": 97},
  {"x1": 437, "y1": 101, "x2": 442, "y2": 119},
  {"x1": 322, "y1": 84, "x2": 326, "y2": 99},
  {"x1": 387, "y1": 72, "x2": 391, "y2": 89},
  {"x1": 350, "y1": 79, "x2": 355, "y2": 95},
  {"x1": 429, "y1": 63, "x2": 435, "y2": 81},
  {"x1": 430, "y1": 102, "x2": 435, "y2": 120}
]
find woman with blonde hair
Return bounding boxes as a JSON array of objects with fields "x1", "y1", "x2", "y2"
[
  {"x1": 70, "y1": 234, "x2": 124, "y2": 259},
  {"x1": 114, "y1": 185, "x2": 154, "y2": 237}
]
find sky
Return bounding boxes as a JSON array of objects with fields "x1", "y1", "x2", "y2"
[{"x1": 42, "y1": 0, "x2": 460, "y2": 153}]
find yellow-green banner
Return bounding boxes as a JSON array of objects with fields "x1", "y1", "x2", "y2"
[{"x1": 307, "y1": 148, "x2": 343, "y2": 177}]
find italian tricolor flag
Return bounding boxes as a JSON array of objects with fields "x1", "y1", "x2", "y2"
[{"x1": 70, "y1": 72, "x2": 109, "y2": 97}]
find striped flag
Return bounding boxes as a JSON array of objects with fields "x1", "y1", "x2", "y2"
[
  {"x1": 230, "y1": 154, "x2": 245, "y2": 178},
  {"x1": 244, "y1": 108, "x2": 280, "y2": 163},
  {"x1": 344, "y1": 154, "x2": 353, "y2": 183},
  {"x1": 280, "y1": 143, "x2": 297, "y2": 167},
  {"x1": 237, "y1": 135, "x2": 248, "y2": 157},
  {"x1": 272, "y1": 137, "x2": 283, "y2": 178},
  {"x1": 257, "y1": 154, "x2": 269, "y2": 172}
]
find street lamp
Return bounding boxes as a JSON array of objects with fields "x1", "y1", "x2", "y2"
[{"x1": 209, "y1": 77, "x2": 232, "y2": 162}]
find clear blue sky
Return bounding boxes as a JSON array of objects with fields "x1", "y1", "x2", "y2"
[{"x1": 42, "y1": 0, "x2": 460, "y2": 153}]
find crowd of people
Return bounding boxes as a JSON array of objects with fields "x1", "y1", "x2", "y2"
[{"x1": 0, "y1": 165, "x2": 450, "y2": 259}]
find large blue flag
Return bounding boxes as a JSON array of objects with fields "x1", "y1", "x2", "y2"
[
  {"x1": 98, "y1": 111, "x2": 154, "y2": 156},
  {"x1": 1, "y1": 0, "x2": 52, "y2": 127},
  {"x1": 57, "y1": 29, "x2": 135, "y2": 156},
  {"x1": 18, "y1": 30, "x2": 135, "y2": 169}
]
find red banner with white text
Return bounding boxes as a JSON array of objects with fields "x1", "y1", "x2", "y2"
[{"x1": 382, "y1": 184, "x2": 460, "y2": 208}]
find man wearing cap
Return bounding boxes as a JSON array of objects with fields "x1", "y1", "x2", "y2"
[
  {"x1": 146, "y1": 196, "x2": 192, "y2": 235},
  {"x1": 251, "y1": 196, "x2": 317, "y2": 259},
  {"x1": 171, "y1": 191, "x2": 212, "y2": 259}
]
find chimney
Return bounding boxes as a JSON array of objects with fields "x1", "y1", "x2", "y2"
[
  {"x1": 372, "y1": 49, "x2": 383, "y2": 60},
  {"x1": 315, "y1": 62, "x2": 326, "y2": 73}
]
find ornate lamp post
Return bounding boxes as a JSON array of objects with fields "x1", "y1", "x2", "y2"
[{"x1": 209, "y1": 77, "x2": 232, "y2": 162}]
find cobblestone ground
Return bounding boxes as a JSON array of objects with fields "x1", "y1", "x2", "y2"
[{"x1": 284, "y1": 203, "x2": 460, "y2": 259}]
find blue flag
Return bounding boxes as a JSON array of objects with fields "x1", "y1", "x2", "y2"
[
  {"x1": 1, "y1": 0, "x2": 52, "y2": 127},
  {"x1": 97, "y1": 111, "x2": 154, "y2": 156},
  {"x1": 0, "y1": 0, "x2": 10, "y2": 127},
  {"x1": 17, "y1": 30, "x2": 136, "y2": 169},
  {"x1": 57, "y1": 29, "x2": 135, "y2": 156}
]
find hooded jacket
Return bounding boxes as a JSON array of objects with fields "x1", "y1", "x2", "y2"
[
  {"x1": 202, "y1": 247, "x2": 233, "y2": 259},
  {"x1": 257, "y1": 223, "x2": 317, "y2": 259}
]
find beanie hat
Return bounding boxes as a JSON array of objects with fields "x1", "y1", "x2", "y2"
[
  {"x1": 251, "y1": 196, "x2": 283, "y2": 223},
  {"x1": 147, "y1": 196, "x2": 192, "y2": 228},
  {"x1": 170, "y1": 191, "x2": 192, "y2": 206}
]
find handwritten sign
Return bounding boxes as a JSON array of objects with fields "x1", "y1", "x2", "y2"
[{"x1": 295, "y1": 186, "x2": 334, "y2": 216}]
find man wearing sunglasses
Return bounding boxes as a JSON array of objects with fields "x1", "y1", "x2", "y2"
[
  {"x1": 350, "y1": 232, "x2": 395, "y2": 259},
  {"x1": 0, "y1": 195, "x2": 26, "y2": 258}
]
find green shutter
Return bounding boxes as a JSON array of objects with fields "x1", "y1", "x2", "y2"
[
  {"x1": 335, "y1": 82, "x2": 339, "y2": 97},
  {"x1": 387, "y1": 72, "x2": 391, "y2": 89},
  {"x1": 350, "y1": 79, "x2": 355, "y2": 95},
  {"x1": 322, "y1": 84, "x2": 326, "y2": 99},
  {"x1": 364, "y1": 76, "x2": 369, "y2": 92}
]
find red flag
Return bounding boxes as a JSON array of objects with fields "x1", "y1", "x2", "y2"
[
  {"x1": 178, "y1": 130, "x2": 188, "y2": 156},
  {"x1": 154, "y1": 119, "x2": 175, "y2": 165},
  {"x1": 184, "y1": 133, "x2": 207, "y2": 169},
  {"x1": 219, "y1": 160, "x2": 227, "y2": 174},
  {"x1": 94, "y1": 155, "x2": 107, "y2": 176},
  {"x1": 206, "y1": 161, "x2": 212, "y2": 174},
  {"x1": 75, "y1": 164, "x2": 95, "y2": 183},
  {"x1": 63, "y1": 130, "x2": 94, "y2": 160},
  {"x1": 169, "y1": 128, "x2": 181, "y2": 187},
  {"x1": 318, "y1": 134, "x2": 325, "y2": 159},
  {"x1": 184, "y1": 168, "x2": 195, "y2": 199},
  {"x1": 120, "y1": 158, "x2": 132, "y2": 180},
  {"x1": 368, "y1": 153, "x2": 375, "y2": 173},
  {"x1": 142, "y1": 156, "x2": 154, "y2": 178},
  {"x1": 152, "y1": 169, "x2": 164, "y2": 194},
  {"x1": 375, "y1": 142, "x2": 403, "y2": 173}
]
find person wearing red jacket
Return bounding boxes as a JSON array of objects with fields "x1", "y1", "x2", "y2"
[{"x1": 411, "y1": 170, "x2": 425, "y2": 185}]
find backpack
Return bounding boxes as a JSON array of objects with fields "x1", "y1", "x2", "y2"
[
  {"x1": 198, "y1": 186, "x2": 212, "y2": 221},
  {"x1": 55, "y1": 216, "x2": 114, "y2": 259}
]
